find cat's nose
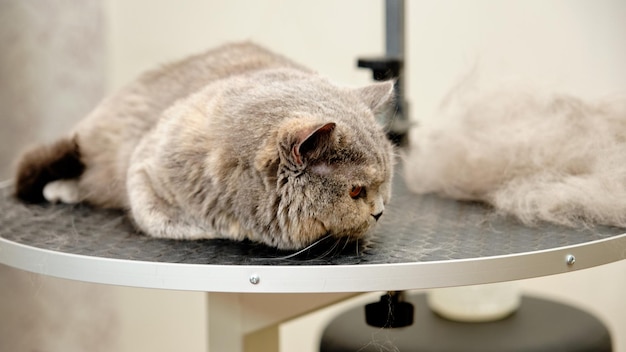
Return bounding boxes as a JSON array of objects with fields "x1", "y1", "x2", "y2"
[{"x1": 371, "y1": 211, "x2": 383, "y2": 222}]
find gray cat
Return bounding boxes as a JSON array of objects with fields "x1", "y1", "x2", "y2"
[{"x1": 14, "y1": 42, "x2": 395, "y2": 250}]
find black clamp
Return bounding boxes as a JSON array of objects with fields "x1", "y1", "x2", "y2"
[
  {"x1": 365, "y1": 291, "x2": 414, "y2": 328},
  {"x1": 357, "y1": 56, "x2": 409, "y2": 146},
  {"x1": 357, "y1": 57, "x2": 402, "y2": 81}
]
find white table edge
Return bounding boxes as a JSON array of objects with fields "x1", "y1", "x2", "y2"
[{"x1": 1, "y1": 233, "x2": 625, "y2": 293}]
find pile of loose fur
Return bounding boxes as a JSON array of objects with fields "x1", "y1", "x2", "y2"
[{"x1": 404, "y1": 81, "x2": 626, "y2": 228}]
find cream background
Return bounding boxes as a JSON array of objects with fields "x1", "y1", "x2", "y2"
[
  {"x1": 1, "y1": 1, "x2": 625, "y2": 351},
  {"x1": 0, "y1": 2, "x2": 119, "y2": 351}
]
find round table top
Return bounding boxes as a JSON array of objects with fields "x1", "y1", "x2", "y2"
[{"x1": 1, "y1": 171, "x2": 624, "y2": 293}]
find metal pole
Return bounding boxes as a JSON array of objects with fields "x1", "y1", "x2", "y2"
[
  {"x1": 386, "y1": 0, "x2": 408, "y2": 145},
  {"x1": 385, "y1": 0, "x2": 404, "y2": 59}
]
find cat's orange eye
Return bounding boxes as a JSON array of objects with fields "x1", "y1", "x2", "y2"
[{"x1": 350, "y1": 185, "x2": 365, "y2": 199}]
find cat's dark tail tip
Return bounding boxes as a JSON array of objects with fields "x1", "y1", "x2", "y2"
[{"x1": 14, "y1": 136, "x2": 85, "y2": 203}]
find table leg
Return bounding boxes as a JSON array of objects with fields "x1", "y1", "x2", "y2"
[{"x1": 207, "y1": 292, "x2": 358, "y2": 352}]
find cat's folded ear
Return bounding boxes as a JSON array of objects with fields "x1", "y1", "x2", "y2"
[
  {"x1": 354, "y1": 80, "x2": 396, "y2": 115},
  {"x1": 293, "y1": 122, "x2": 336, "y2": 165},
  {"x1": 255, "y1": 121, "x2": 337, "y2": 173}
]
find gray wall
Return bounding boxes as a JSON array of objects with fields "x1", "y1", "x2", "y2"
[{"x1": 0, "y1": 2, "x2": 119, "y2": 351}]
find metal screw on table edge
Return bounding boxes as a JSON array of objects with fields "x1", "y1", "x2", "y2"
[
  {"x1": 249, "y1": 274, "x2": 260, "y2": 285},
  {"x1": 565, "y1": 254, "x2": 576, "y2": 266}
]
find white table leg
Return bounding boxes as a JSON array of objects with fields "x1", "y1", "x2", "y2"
[{"x1": 207, "y1": 292, "x2": 357, "y2": 352}]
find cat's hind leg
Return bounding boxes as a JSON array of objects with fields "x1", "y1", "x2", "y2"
[
  {"x1": 43, "y1": 179, "x2": 81, "y2": 204},
  {"x1": 14, "y1": 137, "x2": 85, "y2": 203}
]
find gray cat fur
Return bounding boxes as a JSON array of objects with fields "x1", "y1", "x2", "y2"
[{"x1": 15, "y1": 42, "x2": 395, "y2": 250}]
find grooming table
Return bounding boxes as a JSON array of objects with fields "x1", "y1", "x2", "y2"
[{"x1": 1, "y1": 169, "x2": 625, "y2": 351}]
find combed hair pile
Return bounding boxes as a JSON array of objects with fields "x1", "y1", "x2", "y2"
[{"x1": 404, "y1": 81, "x2": 626, "y2": 228}]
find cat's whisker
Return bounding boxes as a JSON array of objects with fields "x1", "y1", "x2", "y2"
[
  {"x1": 339, "y1": 236, "x2": 353, "y2": 253},
  {"x1": 260, "y1": 234, "x2": 333, "y2": 261},
  {"x1": 313, "y1": 237, "x2": 342, "y2": 261}
]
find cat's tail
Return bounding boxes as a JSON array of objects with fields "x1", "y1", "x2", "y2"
[{"x1": 14, "y1": 136, "x2": 85, "y2": 203}]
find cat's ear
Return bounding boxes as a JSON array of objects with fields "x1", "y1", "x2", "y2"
[
  {"x1": 354, "y1": 81, "x2": 395, "y2": 114},
  {"x1": 293, "y1": 122, "x2": 336, "y2": 165}
]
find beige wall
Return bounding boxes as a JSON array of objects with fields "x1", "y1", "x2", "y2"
[
  {"x1": 0, "y1": 2, "x2": 118, "y2": 352},
  {"x1": 103, "y1": 0, "x2": 383, "y2": 92}
]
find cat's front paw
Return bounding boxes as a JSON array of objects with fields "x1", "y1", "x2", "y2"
[{"x1": 43, "y1": 179, "x2": 81, "y2": 204}]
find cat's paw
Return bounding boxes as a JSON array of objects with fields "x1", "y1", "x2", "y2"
[{"x1": 43, "y1": 179, "x2": 81, "y2": 204}]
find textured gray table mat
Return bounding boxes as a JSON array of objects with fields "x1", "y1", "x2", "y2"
[{"x1": 1, "y1": 173, "x2": 624, "y2": 266}]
